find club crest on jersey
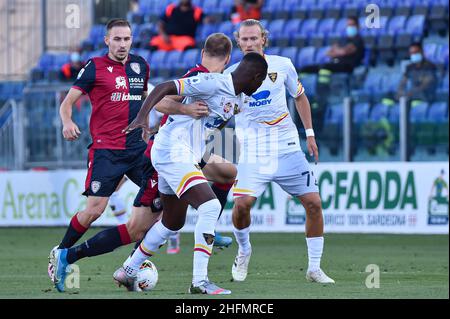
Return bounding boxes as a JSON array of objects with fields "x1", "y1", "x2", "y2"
[
  {"x1": 268, "y1": 72, "x2": 277, "y2": 82},
  {"x1": 233, "y1": 103, "x2": 240, "y2": 114},
  {"x1": 91, "y1": 181, "x2": 101, "y2": 194},
  {"x1": 115, "y1": 76, "x2": 127, "y2": 89},
  {"x1": 130, "y1": 63, "x2": 141, "y2": 74}
]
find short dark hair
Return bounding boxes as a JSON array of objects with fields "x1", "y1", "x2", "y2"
[
  {"x1": 204, "y1": 33, "x2": 233, "y2": 58},
  {"x1": 242, "y1": 52, "x2": 268, "y2": 72},
  {"x1": 106, "y1": 19, "x2": 131, "y2": 33},
  {"x1": 347, "y1": 16, "x2": 359, "y2": 27},
  {"x1": 410, "y1": 42, "x2": 423, "y2": 50}
]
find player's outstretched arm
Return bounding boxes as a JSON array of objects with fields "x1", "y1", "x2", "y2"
[
  {"x1": 124, "y1": 81, "x2": 178, "y2": 134},
  {"x1": 59, "y1": 88, "x2": 83, "y2": 141},
  {"x1": 155, "y1": 96, "x2": 209, "y2": 119},
  {"x1": 294, "y1": 93, "x2": 319, "y2": 164}
]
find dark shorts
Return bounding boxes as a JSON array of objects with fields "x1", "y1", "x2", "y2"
[
  {"x1": 83, "y1": 143, "x2": 146, "y2": 197},
  {"x1": 130, "y1": 139, "x2": 209, "y2": 212},
  {"x1": 133, "y1": 142, "x2": 161, "y2": 211}
]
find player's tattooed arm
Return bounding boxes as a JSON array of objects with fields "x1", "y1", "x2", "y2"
[
  {"x1": 155, "y1": 96, "x2": 209, "y2": 119},
  {"x1": 59, "y1": 88, "x2": 83, "y2": 141}
]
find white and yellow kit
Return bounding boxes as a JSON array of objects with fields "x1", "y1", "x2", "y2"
[
  {"x1": 225, "y1": 54, "x2": 319, "y2": 198},
  {"x1": 151, "y1": 72, "x2": 243, "y2": 197}
]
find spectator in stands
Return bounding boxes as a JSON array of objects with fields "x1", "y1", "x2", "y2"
[
  {"x1": 396, "y1": 42, "x2": 437, "y2": 103},
  {"x1": 300, "y1": 16, "x2": 365, "y2": 76},
  {"x1": 149, "y1": 0, "x2": 205, "y2": 51},
  {"x1": 231, "y1": 0, "x2": 264, "y2": 25},
  {"x1": 60, "y1": 51, "x2": 84, "y2": 81}
]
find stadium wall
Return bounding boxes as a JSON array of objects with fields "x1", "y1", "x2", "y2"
[{"x1": 0, "y1": 162, "x2": 448, "y2": 234}]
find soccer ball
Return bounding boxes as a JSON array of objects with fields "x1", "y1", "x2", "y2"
[{"x1": 134, "y1": 260, "x2": 158, "y2": 292}]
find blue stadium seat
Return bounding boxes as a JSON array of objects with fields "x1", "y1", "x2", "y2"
[
  {"x1": 424, "y1": 43, "x2": 438, "y2": 62},
  {"x1": 388, "y1": 104, "x2": 400, "y2": 123},
  {"x1": 324, "y1": 103, "x2": 344, "y2": 125},
  {"x1": 53, "y1": 54, "x2": 70, "y2": 68},
  {"x1": 262, "y1": 0, "x2": 285, "y2": 20},
  {"x1": 268, "y1": 19, "x2": 286, "y2": 42},
  {"x1": 291, "y1": 19, "x2": 318, "y2": 47},
  {"x1": 197, "y1": 23, "x2": 218, "y2": 42},
  {"x1": 280, "y1": 47, "x2": 298, "y2": 66},
  {"x1": 314, "y1": 46, "x2": 331, "y2": 64},
  {"x1": 217, "y1": 21, "x2": 234, "y2": 38},
  {"x1": 296, "y1": 46, "x2": 316, "y2": 69},
  {"x1": 277, "y1": 19, "x2": 302, "y2": 47},
  {"x1": 428, "y1": 102, "x2": 448, "y2": 123},
  {"x1": 299, "y1": 19, "x2": 319, "y2": 38},
  {"x1": 217, "y1": 0, "x2": 233, "y2": 14},
  {"x1": 149, "y1": 50, "x2": 168, "y2": 76},
  {"x1": 316, "y1": 18, "x2": 336, "y2": 37},
  {"x1": 180, "y1": 49, "x2": 200, "y2": 69},
  {"x1": 406, "y1": 15, "x2": 426, "y2": 35},
  {"x1": 299, "y1": 74, "x2": 317, "y2": 96},
  {"x1": 353, "y1": 102, "x2": 371, "y2": 123},
  {"x1": 370, "y1": 103, "x2": 390, "y2": 121},
  {"x1": 409, "y1": 102, "x2": 429, "y2": 123},
  {"x1": 265, "y1": 47, "x2": 281, "y2": 56},
  {"x1": 387, "y1": 16, "x2": 407, "y2": 35},
  {"x1": 328, "y1": 18, "x2": 347, "y2": 38},
  {"x1": 38, "y1": 53, "x2": 54, "y2": 70},
  {"x1": 202, "y1": 0, "x2": 219, "y2": 14},
  {"x1": 165, "y1": 50, "x2": 183, "y2": 70}
]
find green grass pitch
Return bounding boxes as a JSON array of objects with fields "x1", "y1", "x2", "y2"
[{"x1": 0, "y1": 228, "x2": 447, "y2": 299}]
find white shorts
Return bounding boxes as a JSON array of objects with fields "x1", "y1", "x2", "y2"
[
  {"x1": 233, "y1": 151, "x2": 319, "y2": 198},
  {"x1": 151, "y1": 142, "x2": 208, "y2": 198}
]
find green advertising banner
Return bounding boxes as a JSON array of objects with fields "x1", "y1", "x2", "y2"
[{"x1": 1, "y1": 162, "x2": 448, "y2": 234}]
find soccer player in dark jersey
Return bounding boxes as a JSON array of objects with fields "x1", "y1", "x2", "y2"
[{"x1": 48, "y1": 19, "x2": 162, "y2": 292}]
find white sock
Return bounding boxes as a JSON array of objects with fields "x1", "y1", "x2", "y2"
[
  {"x1": 193, "y1": 199, "x2": 221, "y2": 286},
  {"x1": 306, "y1": 236, "x2": 324, "y2": 272},
  {"x1": 124, "y1": 220, "x2": 176, "y2": 276},
  {"x1": 233, "y1": 226, "x2": 251, "y2": 255}
]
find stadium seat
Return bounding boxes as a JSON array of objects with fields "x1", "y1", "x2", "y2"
[
  {"x1": 353, "y1": 102, "x2": 371, "y2": 124},
  {"x1": 370, "y1": 103, "x2": 390, "y2": 121},
  {"x1": 265, "y1": 47, "x2": 281, "y2": 56},
  {"x1": 217, "y1": 21, "x2": 234, "y2": 38},
  {"x1": 277, "y1": 19, "x2": 302, "y2": 47},
  {"x1": 428, "y1": 102, "x2": 449, "y2": 147},
  {"x1": 310, "y1": 18, "x2": 335, "y2": 48},
  {"x1": 179, "y1": 49, "x2": 200, "y2": 69},
  {"x1": 395, "y1": 15, "x2": 425, "y2": 59},
  {"x1": 149, "y1": 51, "x2": 168, "y2": 77},
  {"x1": 296, "y1": 46, "x2": 316, "y2": 69},
  {"x1": 164, "y1": 50, "x2": 184, "y2": 77},
  {"x1": 429, "y1": 0, "x2": 449, "y2": 35},
  {"x1": 314, "y1": 46, "x2": 331, "y2": 64},
  {"x1": 262, "y1": 0, "x2": 285, "y2": 21},
  {"x1": 268, "y1": 19, "x2": 286, "y2": 45},
  {"x1": 280, "y1": 47, "x2": 298, "y2": 67},
  {"x1": 322, "y1": 103, "x2": 344, "y2": 155},
  {"x1": 291, "y1": 19, "x2": 318, "y2": 48},
  {"x1": 299, "y1": 74, "x2": 317, "y2": 96},
  {"x1": 409, "y1": 101, "x2": 429, "y2": 123}
]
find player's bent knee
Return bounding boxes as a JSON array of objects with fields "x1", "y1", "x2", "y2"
[
  {"x1": 304, "y1": 198, "x2": 323, "y2": 218},
  {"x1": 234, "y1": 197, "x2": 253, "y2": 215}
]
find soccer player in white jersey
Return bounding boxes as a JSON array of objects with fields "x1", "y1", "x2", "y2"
[
  {"x1": 123, "y1": 37, "x2": 268, "y2": 294},
  {"x1": 225, "y1": 19, "x2": 334, "y2": 284}
]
